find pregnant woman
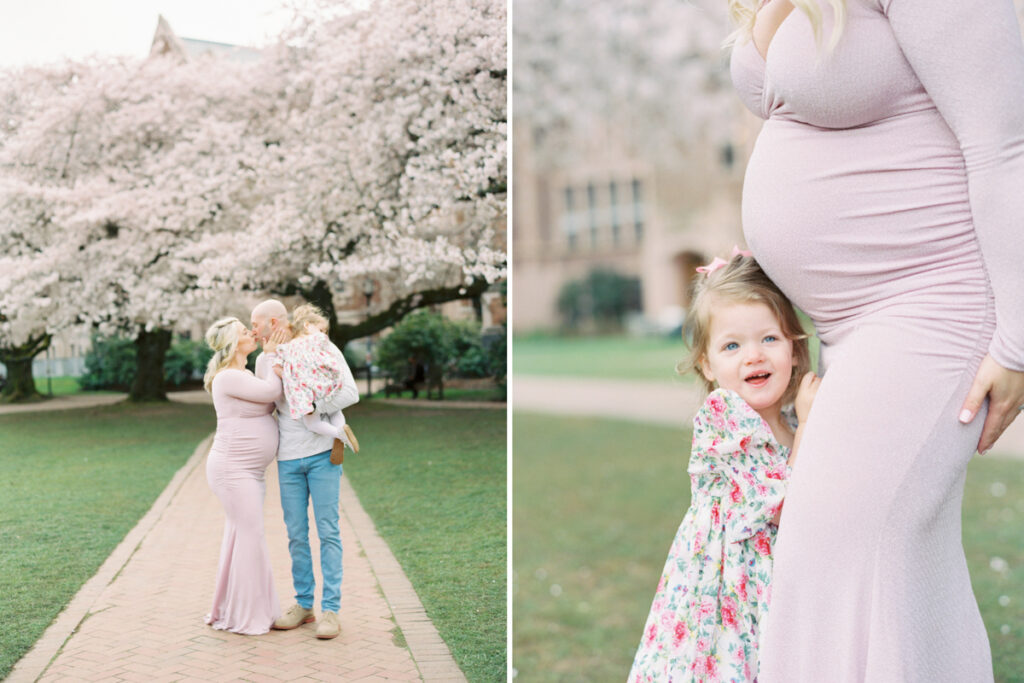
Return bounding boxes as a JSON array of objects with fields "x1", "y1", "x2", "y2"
[
  {"x1": 202, "y1": 317, "x2": 285, "y2": 634},
  {"x1": 729, "y1": 0, "x2": 1024, "y2": 680}
]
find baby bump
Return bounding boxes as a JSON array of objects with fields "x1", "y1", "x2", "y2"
[
  {"x1": 742, "y1": 110, "x2": 992, "y2": 345},
  {"x1": 209, "y1": 415, "x2": 279, "y2": 478}
]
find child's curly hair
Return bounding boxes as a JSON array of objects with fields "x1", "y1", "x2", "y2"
[
  {"x1": 290, "y1": 303, "x2": 330, "y2": 336},
  {"x1": 679, "y1": 254, "x2": 811, "y2": 405}
]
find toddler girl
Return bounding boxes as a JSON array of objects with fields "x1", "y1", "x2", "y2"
[
  {"x1": 628, "y1": 249, "x2": 820, "y2": 682},
  {"x1": 272, "y1": 303, "x2": 359, "y2": 464}
]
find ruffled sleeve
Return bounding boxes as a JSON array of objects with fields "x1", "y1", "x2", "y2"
[{"x1": 690, "y1": 389, "x2": 790, "y2": 543}]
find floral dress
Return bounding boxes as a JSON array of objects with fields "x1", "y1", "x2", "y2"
[
  {"x1": 628, "y1": 388, "x2": 793, "y2": 683},
  {"x1": 274, "y1": 331, "x2": 346, "y2": 420}
]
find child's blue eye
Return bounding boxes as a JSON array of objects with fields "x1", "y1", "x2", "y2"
[
  {"x1": 724, "y1": 342, "x2": 739, "y2": 351},
  {"x1": 763, "y1": 335, "x2": 778, "y2": 343}
]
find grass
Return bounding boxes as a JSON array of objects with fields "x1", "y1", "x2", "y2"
[
  {"x1": 0, "y1": 402, "x2": 216, "y2": 680},
  {"x1": 32, "y1": 375, "x2": 121, "y2": 397},
  {"x1": 512, "y1": 411, "x2": 1024, "y2": 682},
  {"x1": 512, "y1": 312, "x2": 822, "y2": 384},
  {"x1": 370, "y1": 387, "x2": 506, "y2": 402},
  {"x1": 344, "y1": 402, "x2": 506, "y2": 682},
  {"x1": 513, "y1": 335, "x2": 690, "y2": 382}
]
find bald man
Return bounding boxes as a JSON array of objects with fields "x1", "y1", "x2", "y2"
[{"x1": 250, "y1": 299, "x2": 359, "y2": 640}]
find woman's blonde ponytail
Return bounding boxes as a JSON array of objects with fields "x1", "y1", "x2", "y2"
[{"x1": 203, "y1": 317, "x2": 242, "y2": 393}]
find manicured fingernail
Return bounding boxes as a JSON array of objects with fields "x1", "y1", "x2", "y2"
[{"x1": 959, "y1": 410, "x2": 972, "y2": 423}]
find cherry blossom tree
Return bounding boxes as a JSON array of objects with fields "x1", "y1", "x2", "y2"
[
  {"x1": 186, "y1": 0, "x2": 507, "y2": 347},
  {"x1": 1, "y1": 54, "x2": 270, "y2": 401},
  {"x1": 513, "y1": 0, "x2": 738, "y2": 165},
  {"x1": 0, "y1": 0, "x2": 506, "y2": 402}
]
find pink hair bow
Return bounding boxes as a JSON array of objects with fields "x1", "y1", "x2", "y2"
[{"x1": 695, "y1": 245, "x2": 753, "y2": 275}]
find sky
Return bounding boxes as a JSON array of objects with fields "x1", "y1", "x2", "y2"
[{"x1": 0, "y1": 0, "x2": 304, "y2": 67}]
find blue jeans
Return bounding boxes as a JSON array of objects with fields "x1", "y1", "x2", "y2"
[{"x1": 277, "y1": 451, "x2": 343, "y2": 613}]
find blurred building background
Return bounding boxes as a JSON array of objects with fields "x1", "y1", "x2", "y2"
[
  {"x1": 513, "y1": 0, "x2": 758, "y2": 335},
  {"x1": 513, "y1": 0, "x2": 1024, "y2": 336}
]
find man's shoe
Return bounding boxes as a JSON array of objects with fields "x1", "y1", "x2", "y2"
[
  {"x1": 272, "y1": 604, "x2": 315, "y2": 630},
  {"x1": 316, "y1": 610, "x2": 341, "y2": 639}
]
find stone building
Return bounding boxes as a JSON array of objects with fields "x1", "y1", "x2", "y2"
[{"x1": 512, "y1": 103, "x2": 759, "y2": 334}]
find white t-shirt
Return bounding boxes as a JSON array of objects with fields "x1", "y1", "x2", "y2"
[{"x1": 255, "y1": 348, "x2": 360, "y2": 462}]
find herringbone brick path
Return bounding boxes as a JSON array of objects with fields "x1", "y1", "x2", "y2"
[{"x1": 8, "y1": 433, "x2": 466, "y2": 682}]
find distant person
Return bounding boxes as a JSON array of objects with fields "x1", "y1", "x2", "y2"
[{"x1": 403, "y1": 356, "x2": 426, "y2": 398}]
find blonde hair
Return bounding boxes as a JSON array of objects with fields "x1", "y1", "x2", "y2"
[
  {"x1": 680, "y1": 255, "x2": 810, "y2": 405},
  {"x1": 289, "y1": 303, "x2": 329, "y2": 337},
  {"x1": 203, "y1": 317, "x2": 242, "y2": 393},
  {"x1": 725, "y1": 0, "x2": 846, "y2": 52}
]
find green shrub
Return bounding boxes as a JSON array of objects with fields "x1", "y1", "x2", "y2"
[
  {"x1": 376, "y1": 310, "x2": 455, "y2": 381},
  {"x1": 80, "y1": 334, "x2": 215, "y2": 390},
  {"x1": 376, "y1": 310, "x2": 507, "y2": 385},
  {"x1": 164, "y1": 339, "x2": 213, "y2": 387},
  {"x1": 78, "y1": 335, "x2": 136, "y2": 391},
  {"x1": 557, "y1": 268, "x2": 642, "y2": 331}
]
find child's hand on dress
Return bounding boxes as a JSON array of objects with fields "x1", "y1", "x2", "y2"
[{"x1": 795, "y1": 371, "x2": 821, "y2": 424}]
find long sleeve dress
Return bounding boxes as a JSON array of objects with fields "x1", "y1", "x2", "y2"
[
  {"x1": 729, "y1": 1, "x2": 1024, "y2": 680},
  {"x1": 628, "y1": 389, "x2": 792, "y2": 683},
  {"x1": 204, "y1": 365, "x2": 283, "y2": 634}
]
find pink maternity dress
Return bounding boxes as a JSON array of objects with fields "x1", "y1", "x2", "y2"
[
  {"x1": 204, "y1": 366, "x2": 283, "y2": 634},
  {"x1": 730, "y1": 0, "x2": 1024, "y2": 680}
]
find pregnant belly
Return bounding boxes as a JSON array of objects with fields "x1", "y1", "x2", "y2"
[
  {"x1": 742, "y1": 110, "x2": 990, "y2": 343},
  {"x1": 209, "y1": 416, "x2": 279, "y2": 474}
]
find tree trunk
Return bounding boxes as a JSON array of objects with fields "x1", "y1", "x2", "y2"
[
  {"x1": 129, "y1": 328, "x2": 172, "y2": 402},
  {"x1": 0, "y1": 333, "x2": 51, "y2": 403}
]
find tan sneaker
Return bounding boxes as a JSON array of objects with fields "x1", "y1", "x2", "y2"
[
  {"x1": 316, "y1": 610, "x2": 341, "y2": 639},
  {"x1": 272, "y1": 604, "x2": 315, "y2": 630}
]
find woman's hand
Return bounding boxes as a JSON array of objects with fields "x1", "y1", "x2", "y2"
[
  {"x1": 273, "y1": 364, "x2": 284, "y2": 378},
  {"x1": 959, "y1": 354, "x2": 1024, "y2": 454},
  {"x1": 263, "y1": 327, "x2": 290, "y2": 354},
  {"x1": 794, "y1": 371, "x2": 821, "y2": 425}
]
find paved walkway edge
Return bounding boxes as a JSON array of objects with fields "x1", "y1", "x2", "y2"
[
  {"x1": 8, "y1": 434, "x2": 214, "y2": 683},
  {"x1": 339, "y1": 476, "x2": 468, "y2": 682}
]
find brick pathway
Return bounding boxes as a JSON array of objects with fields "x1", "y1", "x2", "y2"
[
  {"x1": 8, "y1": 430, "x2": 466, "y2": 682},
  {"x1": 512, "y1": 375, "x2": 1024, "y2": 459}
]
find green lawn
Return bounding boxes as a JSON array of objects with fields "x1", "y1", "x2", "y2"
[
  {"x1": 513, "y1": 335, "x2": 691, "y2": 382},
  {"x1": 0, "y1": 402, "x2": 216, "y2": 680},
  {"x1": 344, "y1": 402, "x2": 506, "y2": 682},
  {"x1": 512, "y1": 412, "x2": 1024, "y2": 682},
  {"x1": 32, "y1": 375, "x2": 121, "y2": 397},
  {"x1": 512, "y1": 313, "x2": 822, "y2": 383},
  {"x1": 370, "y1": 386, "x2": 506, "y2": 402}
]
